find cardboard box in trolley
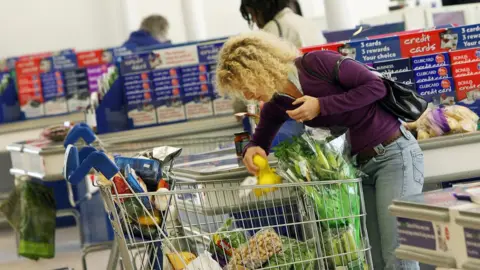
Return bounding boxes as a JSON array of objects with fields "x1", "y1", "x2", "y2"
[
  {"x1": 416, "y1": 78, "x2": 456, "y2": 106},
  {"x1": 454, "y1": 74, "x2": 480, "y2": 116},
  {"x1": 120, "y1": 53, "x2": 157, "y2": 128},
  {"x1": 449, "y1": 47, "x2": 480, "y2": 65}
]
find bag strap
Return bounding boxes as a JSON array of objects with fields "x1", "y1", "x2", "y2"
[
  {"x1": 273, "y1": 19, "x2": 283, "y2": 38},
  {"x1": 301, "y1": 52, "x2": 347, "y2": 85}
]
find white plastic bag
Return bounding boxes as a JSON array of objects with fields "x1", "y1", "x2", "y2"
[{"x1": 186, "y1": 252, "x2": 223, "y2": 270}]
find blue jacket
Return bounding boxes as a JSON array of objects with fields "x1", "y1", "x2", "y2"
[{"x1": 122, "y1": 30, "x2": 171, "y2": 51}]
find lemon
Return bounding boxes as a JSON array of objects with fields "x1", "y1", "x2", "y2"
[{"x1": 253, "y1": 155, "x2": 268, "y2": 170}]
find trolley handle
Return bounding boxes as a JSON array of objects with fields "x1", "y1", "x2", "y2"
[{"x1": 64, "y1": 123, "x2": 97, "y2": 148}]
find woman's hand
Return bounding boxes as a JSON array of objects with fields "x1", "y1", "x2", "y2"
[
  {"x1": 243, "y1": 146, "x2": 267, "y2": 175},
  {"x1": 286, "y1": 96, "x2": 321, "y2": 122}
]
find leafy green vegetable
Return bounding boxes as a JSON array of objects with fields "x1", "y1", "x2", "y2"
[
  {"x1": 265, "y1": 237, "x2": 316, "y2": 270},
  {"x1": 209, "y1": 218, "x2": 247, "y2": 266}
]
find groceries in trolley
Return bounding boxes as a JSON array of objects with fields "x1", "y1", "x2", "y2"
[
  {"x1": 273, "y1": 130, "x2": 367, "y2": 269},
  {"x1": 404, "y1": 104, "x2": 479, "y2": 140}
]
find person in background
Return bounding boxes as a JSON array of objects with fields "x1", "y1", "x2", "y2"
[
  {"x1": 122, "y1": 15, "x2": 171, "y2": 51},
  {"x1": 216, "y1": 31, "x2": 423, "y2": 270},
  {"x1": 234, "y1": 0, "x2": 325, "y2": 118}
]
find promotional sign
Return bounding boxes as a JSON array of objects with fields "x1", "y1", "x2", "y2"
[
  {"x1": 411, "y1": 52, "x2": 450, "y2": 70},
  {"x1": 197, "y1": 41, "x2": 225, "y2": 64},
  {"x1": 452, "y1": 61, "x2": 480, "y2": 77},
  {"x1": 150, "y1": 45, "x2": 199, "y2": 70},
  {"x1": 180, "y1": 64, "x2": 214, "y2": 119},
  {"x1": 399, "y1": 29, "x2": 450, "y2": 58},
  {"x1": 448, "y1": 24, "x2": 480, "y2": 50},
  {"x1": 373, "y1": 58, "x2": 412, "y2": 74},
  {"x1": 464, "y1": 228, "x2": 480, "y2": 259},
  {"x1": 15, "y1": 58, "x2": 44, "y2": 118},
  {"x1": 121, "y1": 53, "x2": 157, "y2": 128},
  {"x1": 40, "y1": 53, "x2": 78, "y2": 115},
  {"x1": 397, "y1": 217, "x2": 437, "y2": 251},
  {"x1": 387, "y1": 70, "x2": 415, "y2": 85},
  {"x1": 345, "y1": 36, "x2": 401, "y2": 63},
  {"x1": 151, "y1": 67, "x2": 186, "y2": 124},
  {"x1": 449, "y1": 47, "x2": 480, "y2": 65},
  {"x1": 76, "y1": 49, "x2": 115, "y2": 93},
  {"x1": 414, "y1": 66, "x2": 451, "y2": 83},
  {"x1": 416, "y1": 78, "x2": 456, "y2": 106},
  {"x1": 453, "y1": 74, "x2": 480, "y2": 116}
]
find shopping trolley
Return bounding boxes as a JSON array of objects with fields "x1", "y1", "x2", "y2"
[{"x1": 64, "y1": 142, "x2": 372, "y2": 269}]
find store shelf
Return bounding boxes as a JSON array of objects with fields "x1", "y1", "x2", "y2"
[{"x1": 420, "y1": 131, "x2": 480, "y2": 184}]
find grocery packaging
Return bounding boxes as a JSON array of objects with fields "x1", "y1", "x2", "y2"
[
  {"x1": 114, "y1": 156, "x2": 161, "y2": 191},
  {"x1": 405, "y1": 105, "x2": 479, "y2": 140},
  {"x1": 167, "y1": 251, "x2": 197, "y2": 270},
  {"x1": 273, "y1": 130, "x2": 364, "y2": 265},
  {"x1": 264, "y1": 236, "x2": 316, "y2": 270},
  {"x1": 208, "y1": 218, "x2": 247, "y2": 266},
  {"x1": 153, "y1": 188, "x2": 170, "y2": 211},
  {"x1": 228, "y1": 229, "x2": 283, "y2": 269}
]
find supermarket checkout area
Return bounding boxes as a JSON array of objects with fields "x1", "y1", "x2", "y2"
[{"x1": 5, "y1": 117, "x2": 480, "y2": 269}]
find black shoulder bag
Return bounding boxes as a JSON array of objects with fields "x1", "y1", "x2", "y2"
[{"x1": 301, "y1": 53, "x2": 428, "y2": 122}]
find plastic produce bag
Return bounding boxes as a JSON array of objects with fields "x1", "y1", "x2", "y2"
[
  {"x1": 322, "y1": 226, "x2": 367, "y2": 269},
  {"x1": 209, "y1": 218, "x2": 247, "y2": 266},
  {"x1": 405, "y1": 105, "x2": 479, "y2": 140},
  {"x1": 0, "y1": 180, "x2": 56, "y2": 260},
  {"x1": 273, "y1": 130, "x2": 363, "y2": 262},
  {"x1": 264, "y1": 236, "x2": 316, "y2": 270},
  {"x1": 228, "y1": 228, "x2": 283, "y2": 269}
]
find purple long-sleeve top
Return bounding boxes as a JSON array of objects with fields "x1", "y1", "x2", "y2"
[{"x1": 246, "y1": 50, "x2": 400, "y2": 155}]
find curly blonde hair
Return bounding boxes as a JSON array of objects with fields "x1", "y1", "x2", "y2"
[{"x1": 215, "y1": 31, "x2": 299, "y2": 100}]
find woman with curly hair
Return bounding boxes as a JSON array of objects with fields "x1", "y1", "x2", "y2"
[{"x1": 216, "y1": 31, "x2": 423, "y2": 270}]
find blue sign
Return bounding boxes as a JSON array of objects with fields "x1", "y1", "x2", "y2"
[
  {"x1": 449, "y1": 24, "x2": 480, "y2": 50},
  {"x1": 120, "y1": 53, "x2": 151, "y2": 75},
  {"x1": 197, "y1": 41, "x2": 225, "y2": 63},
  {"x1": 346, "y1": 36, "x2": 401, "y2": 63},
  {"x1": 397, "y1": 217, "x2": 436, "y2": 250},
  {"x1": 464, "y1": 227, "x2": 480, "y2": 259}
]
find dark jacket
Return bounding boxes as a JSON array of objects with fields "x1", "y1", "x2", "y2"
[{"x1": 122, "y1": 30, "x2": 171, "y2": 51}]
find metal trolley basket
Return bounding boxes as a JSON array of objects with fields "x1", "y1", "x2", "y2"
[{"x1": 96, "y1": 174, "x2": 372, "y2": 269}]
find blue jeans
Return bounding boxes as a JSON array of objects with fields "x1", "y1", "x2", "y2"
[{"x1": 359, "y1": 126, "x2": 424, "y2": 270}]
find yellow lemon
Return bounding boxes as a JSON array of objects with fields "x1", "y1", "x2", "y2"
[{"x1": 253, "y1": 155, "x2": 268, "y2": 170}]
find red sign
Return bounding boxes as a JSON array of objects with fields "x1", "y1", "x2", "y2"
[
  {"x1": 452, "y1": 61, "x2": 480, "y2": 78},
  {"x1": 454, "y1": 74, "x2": 480, "y2": 101},
  {"x1": 300, "y1": 42, "x2": 344, "y2": 54},
  {"x1": 76, "y1": 50, "x2": 112, "y2": 67},
  {"x1": 449, "y1": 47, "x2": 480, "y2": 65},
  {"x1": 399, "y1": 29, "x2": 449, "y2": 58}
]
